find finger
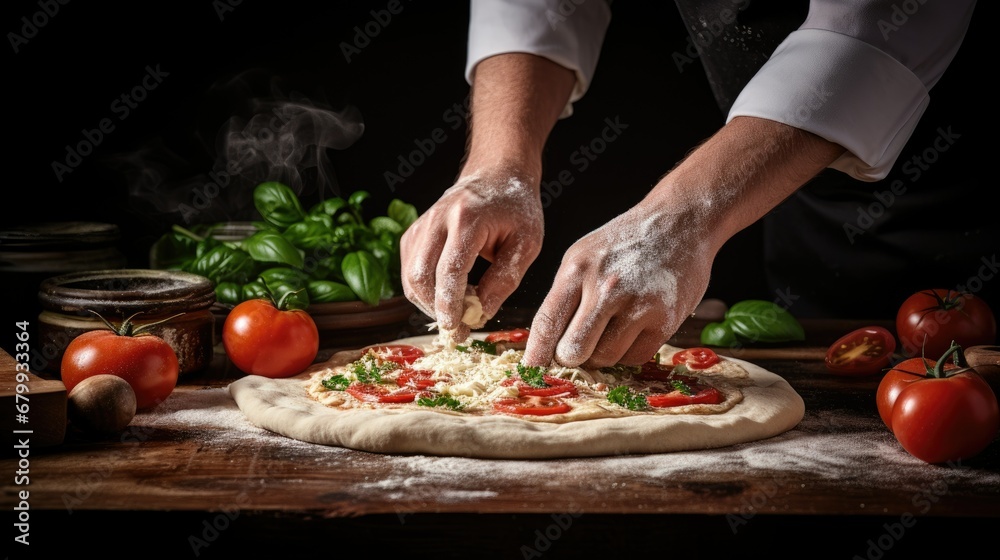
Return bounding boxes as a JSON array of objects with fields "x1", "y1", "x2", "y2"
[
  {"x1": 553, "y1": 281, "x2": 616, "y2": 368},
  {"x1": 589, "y1": 327, "x2": 665, "y2": 369},
  {"x1": 522, "y1": 273, "x2": 583, "y2": 367},
  {"x1": 400, "y1": 222, "x2": 445, "y2": 319},
  {"x1": 580, "y1": 316, "x2": 647, "y2": 369},
  {"x1": 434, "y1": 227, "x2": 487, "y2": 330},
  {"x1": 476, "y1": 235, "x2": 541, "y2": 320}
]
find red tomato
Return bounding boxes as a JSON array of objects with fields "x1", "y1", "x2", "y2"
[
  {"x1": 876, "y1": 343, "x2": 1000, "y2": 463},
  {"x1": 346, "y1": 383, "x2": 419, "y2": 404},
  {"x1": 503, "y1": 375, "x2": 579, "y2": 397},
  {"x1": 492, "y1": 396, "x2": 571, "y2": 416},
  {"x1": 891, "y1": 372, "x2": 999, "y2": 464},
  {"x1": 396, "y1": 369, "x2": 447, "y2": 390},
  {"x1": 896, "y1": 289, "x2": 996, "y2": 360},
  {"x1": 61, "y1": 329, "x2": 178, "y2": 410},
  {"x1": 223, "y1": 299, "x2": 319, "y2": 378},
  {"x1": 825, "y1": 326, "x2": 897, "y2": 376},
  {"x1": 671, "y1": 347, "x2": 720, "y2": 369},
  {"x1": 647, "y1": 386, "x2": 723, "y2": 408},
  {"x1": 361, "y1": 344, "x2": 425, "y2": 365},
  {"x1": 485, "y1": 328, "x2": 530, "y2": 344}
]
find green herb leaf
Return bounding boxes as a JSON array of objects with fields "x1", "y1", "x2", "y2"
[
  {"x1": 599, "y1": 364, "x2": 641, "y2": 376},
  {"x1": 188, "y1": 245, "x2": 255, "y2": 284},
  {"x1": 369, "y1": 216, "x2": 404, "y2": 236},
  {"x1": 700, "y1": 321, "x2": 738, "y2": 346},
  {"x1": 607, "y1": 386, "x2": 648, "y2": 410},
  {"x1": 388, "y1": 199, "x2": 419, "y2": 229},
  {"x1": 307, "y1": 280, "x2": 356, "y2": 303},
  {"x1": 669, "y1": 379, "x2": 693, "y2": 396},
  {"x1": 471, "y1": 339, "x2": 497, "y2": 355},
  {"x1": 351, "y1": 353, "x2": 398, "y2": 383},
  {"x1": 417, "y1": 395, "x2": 464, "y2": 411},
  {"x1": 515, "y1": 363, "x2": 547, "y2": 387},
  {"x1": 214, "y1": 281, "x2": 242, "y2": 305},
  {"x1": 342, "y1": 250, "x2": 388, "y2": 306},
  {"x1": 254, "y1": 181, "x2": 306, "y2": 229},
  {"x1": 322, "y1": 375, "x2": 350, "y2": 391},
  {"x1": 243, "y1": 231, "x2": 305, "y2": 269},
  {"x1": 724, "y1": 300, "x2": 805, "y2": 343}
]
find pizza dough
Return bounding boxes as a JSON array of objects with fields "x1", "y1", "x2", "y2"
[{"x1": 228, "y1": 335, "x2": 805, "y2": 459}]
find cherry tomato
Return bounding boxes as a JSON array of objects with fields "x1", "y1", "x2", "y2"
[
  {"x1": 825, "y1": 326, "x2": 897, "y2": 376},
  {"x1": 647, "y1": 386, "x2": 723, "y2": 408},
  {"x1": 503, "y1": 375, "x2": 579, "y2": 397},
  {"x1": 396, "y1": 369, "x2": 447, "y2": 390},
  {"x1": 61, "y1": 328, "x2": 178, "y2": 411},
  {"x1": 485, "y1": 328, "x2": 530, "y2": 344},
  {"x1": 877, "y1": 343, "x2": 1000, "y2": 463},
  {"x1": 671, "y1": 347, "x2": 720, "y2": 369},
  {"x1": 360, "y1": 344, "x2": 425, "y2": 366},
  {"x1": 896, "y1": 289, "x2": 996, "y2": 360},
  {"x1": 492, "y1": 396, "x2": 572, "y2": 416},
  {"x1": 346, "y1": 383, "x2": 420, "y2": 404},
  {"x1": 223, "y1": 298, "x2": 319, "y2": 378}
]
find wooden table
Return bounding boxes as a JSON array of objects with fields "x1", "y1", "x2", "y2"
[{"x1": 3, "y1": 314, "x2": 999, "y2": 558}]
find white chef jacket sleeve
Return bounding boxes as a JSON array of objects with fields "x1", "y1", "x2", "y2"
[
  {"x1": 727, "y1": 0, "x2": 976, "y2": 181},
  {"x1": 466, "y1": 0, "x2": 612, "y2": 118}
]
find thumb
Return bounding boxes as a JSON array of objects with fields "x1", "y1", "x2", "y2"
[{"x1": 475, "y1": 238, "x2": 540, "y2": 319}]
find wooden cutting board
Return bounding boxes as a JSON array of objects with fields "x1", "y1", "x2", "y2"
[{"x1": 1, "y1": 347, "x2": 66, "y2": 450}]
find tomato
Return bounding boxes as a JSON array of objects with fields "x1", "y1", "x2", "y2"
[
  {"x1": 503, "y1": 375, "x2": 579, "y2": 397},
  {"x1": 896, "y1": 289, "x2": 996, "y2": 360},
  {"x1": 877, "y1": 343, "x2": 1000, "y2": 464},
  {"x1": 485, "y1": 328, "x2": 530, "y2": 344},
  {"x1": 647, "y1": 386, "x2": 723, "y2": 408},
  {"x1": 223, "y1": 298, "x2": 319, "y2": 378},
  {"x1": 825, "y1": 326, "x2": 897, "y2": 376},
  {"x1": 671, "y1": 347, "x2": 720, "y2": 369},
  {"x1": 396, "y1": 369, "x2": 447, "y2": 390},
  {"x1": 346, "y1": 383, "x2": 420, "y2": 404},
  {"x1": 636, "y1": 360, "x2": 674, "y2": 381},
  {"x1": 492, "y1": 396, "x2": 572, "y2": 416},
  {"x1": 360, "y1": 344, "x2": 424, "y2": 366},
  {"x1": 61, "y1": 326, "x2": 178, "y2": 411}
]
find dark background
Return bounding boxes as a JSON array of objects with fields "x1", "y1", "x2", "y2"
[{"x1": 4, "y1": 0, "x2": 996, "y2": 324}]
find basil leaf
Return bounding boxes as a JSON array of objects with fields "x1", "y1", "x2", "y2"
[
  {"x1": 189, "y1": 245, "x2": 255, "y2": 284},
  {"x1": 700, "y1": 321, "x2": 738, "y2": 347},
  {"x1": 254, "y1": 181, "x2": 305, "y2": 229},
  {"x1": 307, "y1": 280, "x2": 356, "y2": 303},
  {"x1": 310, "y1": 197, "x2": 347, "y2": 218},
  {"x1": 342, "y1": 250, "x2": 387, "y2": 306},
  {"x1": 214, "y1": 281, "x2": 242, "y2": 305},
  {"x1": 369, "y1": 216, "x2": 404, "y2": 237},
  {"x1": 724, "y1": 300, "x2": 805, "y2": 343},
  {"x1": 149, "y1": 230, "x2": 199, "y2": 270},
  {"x1": 257, "y1": 266, "x2": 309, "y2": 286},
  {"x1": 243, "y1": 231, "x2": 304, "y2": 269},
  {"x1": 241, "y1": 280, "x2": 269, "y2": 301},
  {"x1": 282, "y1": 221, "x2": 335, "y2": 251},
  {"x1": 388, "y1": 199, "x2": 418, "y2": 229}
]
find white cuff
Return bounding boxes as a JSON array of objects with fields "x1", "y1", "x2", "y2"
[
  {"x1": 727, "y1": 28, "x2": 929, "y2": 181},
  {"x1": 466, "y1": 0, "x2": 611, "y2": 118}
]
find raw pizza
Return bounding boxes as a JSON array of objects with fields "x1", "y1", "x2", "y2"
[{"x1": 229, "y1": 329, "x2": 806, "y2": 459}]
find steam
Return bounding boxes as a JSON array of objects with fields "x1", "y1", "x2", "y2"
[{"x1": 111, "y1": 71, "x2": 364, "y2": 226}]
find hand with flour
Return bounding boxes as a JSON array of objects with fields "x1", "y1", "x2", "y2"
[
  {"x1": 523, "y1": 116, "x2": 845, "y2": 368},
  {"x1": 400, "y1": 167, "x2": 544, "y2": 341},
  {"x1": 399, "y1": 53, "x2": 576, "y2": 336}
]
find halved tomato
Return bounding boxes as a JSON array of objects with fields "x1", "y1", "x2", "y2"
[
  {"x1": 492, "y1": 396, "x2": 571, "y2": 416},
  {"x1": 825, "y1": 326, "x2": 897, "y2": 376},
  {"x1": 671, "y1": 347, "x2": 720, "y2": 369},
  {"x1": 346, "y1": 382, "x2": 420, "y2": 403},
  {"x1": 361, "y1": 344, "x2": 425, "y2": 366}
]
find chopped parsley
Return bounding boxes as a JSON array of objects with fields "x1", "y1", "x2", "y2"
[
  {"x1": 507, "y1": 363, "x2": 547, "y2": 387},
  {"x1": 607, "y1": 386, "x2": 648, "y2": 411},
  {"x1": 417, "y1": 395, "x2": 464, "y2": 411},
  {"x1": 321, "y1": 375, "x2": 350, "y2": 391},
  {"x1": 669, "y1": 379, "x2": 694, "y2": 396},
  {"x1": 455, "y1": 339, "x2": 498, "y2": 355},
  {"x1": 351, "y1": 352, "x2": 398, "y2": 383}
]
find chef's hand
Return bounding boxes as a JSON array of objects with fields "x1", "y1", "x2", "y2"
[
  {"x1": 400, "y1": 165, "x2": 544, "y2": 332},
  {"x1": 521, "y1": 201, "x2": 713, "y2": 369}
]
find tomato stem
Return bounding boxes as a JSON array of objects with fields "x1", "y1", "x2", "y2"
[
  {"x1": 928, "y1": 341, "x2": 962, "y2": 379},
  {"x1": 87, "y1": 309, "x2": 185, "y2": 337}
]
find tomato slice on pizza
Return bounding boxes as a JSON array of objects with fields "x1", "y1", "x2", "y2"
[
  {"x1": 396, "y1": 368, "x2": 449, "y2": 390},
  {"x1": 671, "y1": 347, "x2": 721, "y2": 369},
  {"x1": 502, "y1": 373, "x2": 579, "y2": 397},
  {"x1": 647, "y1": 384, "x2": 724, "y2": 408},
  {"x1": 492, "y1": 396, "x2": 572, "y2": 416},
  {"x1": 360, "y1": 344, "x2": 425, "y2": 365},
  {"x1": 346, "y1": 382, "x2": 422, "y2": 404}
]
